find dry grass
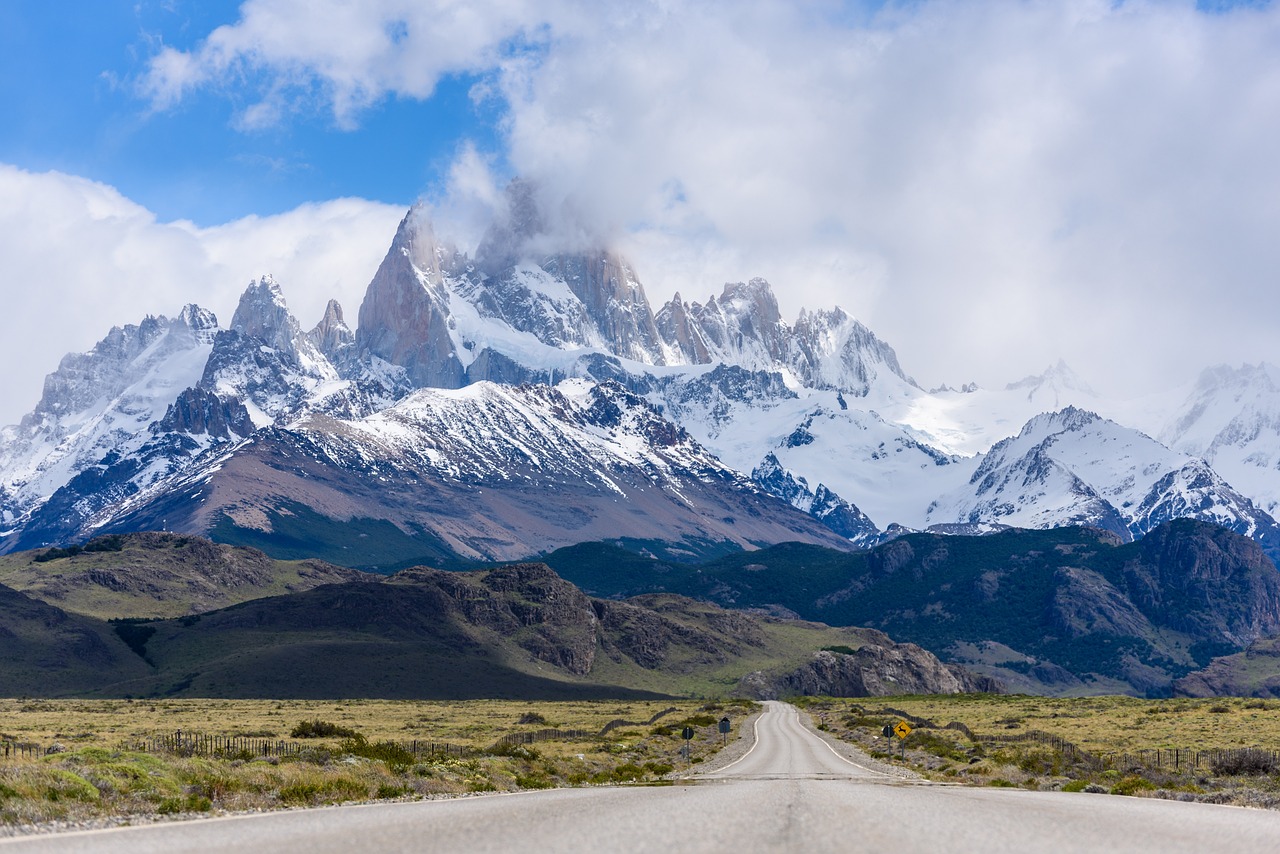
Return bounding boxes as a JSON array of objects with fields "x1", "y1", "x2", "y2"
[
  {"x1": 796, "y1": 695, "x2": 1280, "y2": 811},
  {"x1": 0, "y1": 698, "x2": 703, "y2": 759},
  {"x1": 0, "y1": 698, "x2": 755, "y2": 830},
  {"x1": 852, "y1": 694, "x2": 1280, "y2": 754}
]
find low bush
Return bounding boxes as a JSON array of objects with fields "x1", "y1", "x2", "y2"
[
  {"x1": 1110, "y1": 775, "x2": 1157, "y2": 796},
  {"x1": 291, "y1": 720, "x2": 360, "y2": 739},
  {"x1": 338, "y1": 736, "x2": 415, "y2": 772},
  {"x1": 1208, "y1": 749, "x2": 1279, "y2": 776}
]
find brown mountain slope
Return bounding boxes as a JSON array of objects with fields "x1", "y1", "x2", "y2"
[
  {"x1": 3, "y1": 562, "x2": 994, "y2": 701},
  {"x1": 0, "y1": 532, "x2": 370, "y2": 619}
]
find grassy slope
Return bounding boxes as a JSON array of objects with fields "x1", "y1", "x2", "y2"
[{"x1": 0, "y1": 532, "x2": 369, "y2": 620}]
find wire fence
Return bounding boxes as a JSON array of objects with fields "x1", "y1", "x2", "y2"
[{"x1": 4, "y1": 707, "x2": 684, "y2": 763}]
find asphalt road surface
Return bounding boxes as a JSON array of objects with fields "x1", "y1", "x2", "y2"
[{"x1": 5, "y1": 701, "x2": 1280, "y2": 853}]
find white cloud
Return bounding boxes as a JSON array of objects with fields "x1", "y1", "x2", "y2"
[
  {"x1": 0, "y1": 164, "x2": 404, "y2": 427},
  {"x1": 137, "y1": 0, "x2": 1280, "y2": 398},
  {"x1": 141, "y1": 0, "x2": 560, "y2": 127}
]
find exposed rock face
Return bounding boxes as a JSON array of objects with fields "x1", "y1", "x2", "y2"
[
  {"x1": 655, "y1": 281, "x2": 915, "y2": 395},
  {"x1": 1174, "y1": 637, "x2": 1280, "y2": 698},
  {"x1": 1120, "y1": 519, "x2": 1280, "y2": 647},
  {"x1": 0, "y1": 531, "x2": 364, "y2": 619},
  {"x1": 739, "y1": 644, "x2": 1000, "y2": 699},
  {"x1": 157, "y1": 387, "x2": 254, "y2": 439},
  {"x1": 308, "y1": 299, "x2": 355, "y2": 364},
  {"x1": 394, "y1": 563, "x2": 601, "y2": 675},
  {"x1": 200, "y1": 276, "x2": 343, "y2": 424},
  {"x1": 355, "y1": 208, "x2": 466, "y2": 389}
]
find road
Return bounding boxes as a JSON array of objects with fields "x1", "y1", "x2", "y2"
[{"x1": 5, "y1": 701, "x2": 1280, "y2": 853}]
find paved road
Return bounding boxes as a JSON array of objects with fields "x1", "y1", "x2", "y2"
[{"x1": 6, "y1": 701, "x2": 1280, "y2": 853}]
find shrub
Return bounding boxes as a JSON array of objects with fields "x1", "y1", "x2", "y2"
[
  {"x1": 1208, "y1": 749, "x2": 1279, "y2": 776},
  {"x1": 987, "y1": 779, "x2": 1015, "y2": 787},
  {"x1": 338, "y1": 736, "x2": 415, "y2": 771},
  {"x1": 517, "y1": 712, "x2": 549, "y2": 725},
  {"x1": 1061, "y1": 779, "x2": 1091, "y2": 793},
  {"x1": 485, "y1": 742, "x2": 540, "y2": 760},
  {"x1": 291, "y1": 720, "x2": 359, "y2": 739},
  {"x1": 1111, "y1": 775, "x2": 1156, "y2": 796},
  {"x1": 515, "y1": 774, "x2": 554, "y2": 790}
]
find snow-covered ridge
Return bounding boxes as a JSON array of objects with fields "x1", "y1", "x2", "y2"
[{"x1": 4, "y1": 188, "x2": 1280, "y2": 563}]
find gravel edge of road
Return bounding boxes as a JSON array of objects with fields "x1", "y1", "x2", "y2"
[
  {"x1": 677, "y1": 706, "x2": 765, "y2": 779},
  {"x1": 793, "y1": 706, "x2": 921, "y2": 780}
]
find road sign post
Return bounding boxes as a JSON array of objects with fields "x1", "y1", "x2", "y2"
[
  {"x1": 682, "y1": 726, "x2": 695, "y2": 763},
  {"x1": 718, "y1": 717, "x2": 731, "y2": 745},
  {"x1": 892, "y1": 720, "x2": 911, "y2": 759}
]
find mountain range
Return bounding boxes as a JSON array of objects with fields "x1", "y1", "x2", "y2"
[
  {"x1": 0, "y1": 533, "x2": 986, "y2": 700},
  {"x1": 3, "y1": 182, "x2": 1280, "y2": 572}
]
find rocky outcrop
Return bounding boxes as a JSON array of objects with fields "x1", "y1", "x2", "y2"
[
  {"x1": 308, "y1": 299, "x2": 355, "y2": 364},
  {"x1": 355, "y1": 207, "x2": 466, "y2": 389},
  {"x1": 738, "y1": 643, "x2": 1001, "y2": 699},
  {"x1": 1174, "y1": 637, "x2": 1280, "y2": 698},
  {"x1": 655, "y1": 280, "x2": 915, "y2": 395},
  {"x1": 157, "y1": 387, "x2": 254, "y2": 439},
  {"x1": 199, "y1": 277, "x2": 342, "y2": 423}
]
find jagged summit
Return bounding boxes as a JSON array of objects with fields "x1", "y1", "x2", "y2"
[
  {"x1": 355, "y1": 207, "x2": 465, "y2": 390},
  {"x1": 5, "y1": 193, "x2": 1280, "y2": 567},
  {"x1": 1006, "y1": 360, "x2": 1095, "y2": 406},
  {"x1": 308, "y1": 298, "x2": 354, "y2": 362}
]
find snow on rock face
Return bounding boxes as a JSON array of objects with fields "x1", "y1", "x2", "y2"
[
  {"x1": 751, "y1": 452, "x2": 880, "y2": 545},
  {"x1": 199, "y1": 277, "x2": 342, "y2": 425},
  {"x1": 329, "y1": 379, "x2": 728, "y2": 490},
  {"x1": 927, "y1": 407, "x2": 1280, "y2": 555},
  {"x1": 1160, "y1": 363, "x2": 1280, "y2": 516},
  {"x1": 307, "y1": 299, "x2": 354, "y2": 364},
  {"x1": 655, "y1": 281, "x2": 915, "y2": 398},
  {"x1": 0, "y1": 306, "x2": 218, "y2": 521}
]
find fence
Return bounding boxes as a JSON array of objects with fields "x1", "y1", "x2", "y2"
[
  {"x1": 489, "y1": 706, "x2": 680, "y2": 750},
  {"x1": 3, "y1": 707, "x2": 692, "y2": 764},
  {"x1": 1, "y1": 741, "x2": 45, "y2": 759},
  {"x1": 132, "y1": 731, "x2": 304, "y2": 759}
]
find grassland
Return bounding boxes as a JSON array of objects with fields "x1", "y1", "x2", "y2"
[
  {"x1": 0, "y1": 698, "x2": 753, "y2": 830},
  {"x1": 851, "y1": 693, "x2": 1280, "y2": 754},
  {"x1": 795, "y1": 694, "x2": 1280, "y2": 810}
]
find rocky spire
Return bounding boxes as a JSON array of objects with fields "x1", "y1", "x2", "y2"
[
  {"x1": 308, "y1": 299, "x2": 354, "y2": 362},
  {"x1": 230, "y1": 275, "x2": 303, "y2": 360},
  {"x1": 355, "y1": 206, "x2": 465, "y2": 389}
]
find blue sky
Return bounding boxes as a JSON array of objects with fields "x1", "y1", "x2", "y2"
[
  {"x1": 2, "y1": 0, "x2": 1280, "y2": 427},
  {"x1": 0, "y1": 1, "x2": 503, "y2": 225}
]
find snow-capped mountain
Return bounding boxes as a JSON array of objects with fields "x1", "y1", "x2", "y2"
[
  {"x1": 12, "y1": 380, "x2": 849, "y2": 561},
  {"x1": 925, "y1": 407, "x2": 1280, "y2": 554},
  {"x1": 0, "y1": 305, "x2": 217, "y2": 527},
  {"x1": 1159, "y1": 363, "x2": 1280, "y2": 517},
  {"x1": 4, "y1": 183, "x2": 1280, "y2": 567}
]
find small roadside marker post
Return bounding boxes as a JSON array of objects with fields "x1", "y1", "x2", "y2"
[
  {"x1": 682, "y1": 726, "x2": 695, "y2": 765},
  {"x1": 718, "y1": 716, "x2": 731, "y2": 745}
]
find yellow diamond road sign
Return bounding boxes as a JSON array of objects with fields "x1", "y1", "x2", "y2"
[{"x1": 893, "y1": 720, "x2": 912, "y2": 739}]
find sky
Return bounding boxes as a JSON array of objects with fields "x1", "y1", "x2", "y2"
[{"x1": 1, "y1": 0, "x2": 1279, "y2": 427}]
